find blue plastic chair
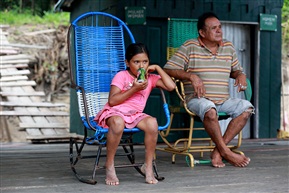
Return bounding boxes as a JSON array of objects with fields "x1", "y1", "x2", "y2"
[{"x1": 67, "y1": 12, "x2": 170, "y2": 184}]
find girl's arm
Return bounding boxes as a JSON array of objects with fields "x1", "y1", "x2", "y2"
[
  {"x1": 108, "y1": 80, "x2": 147, "y2": 107},
  {"x1": 147, "y1": 65, "x2": 176, "y2": 91}
]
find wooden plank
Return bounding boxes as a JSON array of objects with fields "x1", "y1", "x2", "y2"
[
  {"x1": 26, "y1": 133, "x2": 83, "y2": 140},
  {"x1": 0, "y1": 76, "x2": 28, "y2": 81},
  {"x1": 1, "y1": 81, "x2": 70, "y2": 141},
  {"x1": 19, "y1": 122, "x2": 68, "y2": 129},
  {"x1": 0, "y1": 101, "x2": 67, "y2": 107},
  {"x1": 0, "y1": 54, "x2": 32, "y2": 61},
  {"x1": 54, "y1": 128, "x2": 70, "y2": 135},
  {"x1": 1, "y1": 87, "x2": 39, "y2": 137},
  {"x1": 0, "y1": 49, "x2": 18, "y2": 55},
  {"x1": 40, "y1": 128, "x2": 57, "y2": 136},
  {"x1": 0, "y1": 46, "x2": 20, "y2": 51},
  {"x1": 0, "y1": 63, "x2": 28, "y2": 69},
  {"x1": 1, "y1": 70, "x2": 30, "y2": 76},
  {"x1": 0, "y1": 59, "x2": 30, "y2": 64},
  {"x1": 0, "y1": 43, "x2": 49, "y2": 49},
  {"x1": 26, "y1": 128, "x2": 43, "y2": 136},
  {"x1": 0, "y1": 91, "x2": 45, "y2": 96},
  {"x1": 24, "y1": 29, "x2": 56, "y2": 36},
  {"x1": 1, "y1": 111, "x2": 69, "y2": 116},
  {"x1": 1, "y1": 81, "x2": 36, "y2": 87}
]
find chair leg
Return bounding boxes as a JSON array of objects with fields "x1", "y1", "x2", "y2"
[
  {"x1": 70, "y1": 133, "x2": 165, "y2": 184},
  {"x1": 92, "y1": 144, "x2": 103, "y2": 181},
  {"x1": 120, "y1": 135, "x2": 164, "y2": 181},
  {"x1": 152, "y1": 160, "x2": 165, "y2": 181},
  {"x1": 69, "y1": 137, "x2": 98, "y2": 185}
]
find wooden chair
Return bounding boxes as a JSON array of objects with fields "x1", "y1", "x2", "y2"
[
  {"x1": 156, "y1": 78, "x2": 252, "y2": 167},
  {"x1": 67, "y1": 12, "x2": 170, "y2": 184}
]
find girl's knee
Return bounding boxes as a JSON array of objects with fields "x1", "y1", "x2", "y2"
[
  {"x1": 144, "y1": 117, "x2": 158, "y2": 133},
  {"x1": 107, "y1": 116, "x2": 124, "y2": 134}
]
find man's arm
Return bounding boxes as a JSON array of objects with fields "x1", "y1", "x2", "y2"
[
  {"x1": 164, "y1": 69, "x2": 206, "y2": 98},
  {"x1": 230, "y1": 70, "x2": 245, "y2": 79},
  {"x1": 230, "y1": 70, "x2": 247, "y2": 92},
  {"x1": 163, "y1": 69, "x2": 191, "y2": 80}
]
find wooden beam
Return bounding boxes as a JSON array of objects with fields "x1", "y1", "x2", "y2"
[
  {"x1": 19, "y1": 122, "x2": 68, "y2": 129},
  {"x1": 0, "y1": 59, "x2": 30, "y2": 64},
  {"x1": 1, "y1": 70, "x2": 30, "y2": 76},
  {"x1": 0, "y1": 43, "x2": 49, "y2": 49},
  {"x1": 0, "y1": 101, "x2": 67, "y2": 107},
  {"x1": 1, "y1": 111, "x2": 69, "y2": 116},
  {"x1": 26, "y1": 133, "x2": 83, "y2": 140},
  {"x1": 0, "y1": 76, "x2": 28, "y2": 82},
  {"x1": 0, "y1": 63, "x2": 28, "y2": 69},
  {"x1": 24, "y1": 29, "x2": 56, "y2": 36},
  {"x1": 0, "y1": 54, "x2": 29, "y2": 60},
  {"x1": 0, "y1": 91, "x2": 45, "y2": 96},
  {"x1": 0, "y1": 81, "x2": 36, "y2": 87}
]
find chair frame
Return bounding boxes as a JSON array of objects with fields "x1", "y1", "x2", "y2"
[
  {"x1": 156, "y1": 78, "x2": 252, "y2": 167},
  {"x1": 67, "y1": 12, "x2": 170, "y2": 184}
]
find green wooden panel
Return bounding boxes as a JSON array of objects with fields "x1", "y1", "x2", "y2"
[{"x1": 167, "y1": 18, "x2": 198, "y2": 60}]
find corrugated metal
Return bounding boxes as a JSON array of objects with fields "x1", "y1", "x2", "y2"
[{"x1": 219, "y1": 23, "x2": 253, "y2": 138}]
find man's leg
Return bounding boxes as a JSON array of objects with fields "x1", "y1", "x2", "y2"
[
  {"x1": 203, "y1": 109, "x2": 251, "y2": 167},
  {"x1": 105, "y1": 116, "x2": 124, "y2": 185},
  {"x1": 223, "y1": 109, "x2": 253, "y2": 144}
]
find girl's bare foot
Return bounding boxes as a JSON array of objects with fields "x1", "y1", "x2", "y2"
[
  {"x1": 105, "y1": 166, "x2": 119, "y2": 185},
  {"x1": 141, "y1": 164, "x2": 158, "y2": 184}
]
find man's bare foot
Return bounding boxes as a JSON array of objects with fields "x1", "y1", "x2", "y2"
[
  {"x1": 222, "y1": 150, "x2": 251, "y2": 167},
  {"x1": 105, "y1": 166, "x2": 119, "y2": 185},
  {"x1": 141, "y1": 164, "x2": 158, "y2": 184},
  {"x1": 211, "y1": 149, "x2": 225, "y2": 168}
]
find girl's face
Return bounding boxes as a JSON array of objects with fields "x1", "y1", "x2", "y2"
[{"x1": 126, "y1": 53, "x2": 149, "y2": 77}]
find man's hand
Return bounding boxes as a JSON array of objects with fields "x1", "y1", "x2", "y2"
[
  {"x1": 234, "y1": 73, "x2": 247, "y2": 92},
  {"x1": 189, "y1": 74, "x2": 206, "y2": 98}
]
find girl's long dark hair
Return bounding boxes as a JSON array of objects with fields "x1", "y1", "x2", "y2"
[{"x1": 125, "y1": 43, "x2": 150, "y2": 62}]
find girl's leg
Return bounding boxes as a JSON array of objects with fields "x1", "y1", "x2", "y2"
[
  {"x1": 105, "y1": 116, "x2": 124, "y2": 185},
  {"x1": 137, "y1": 116, "x2": 159, "y2": 184}
]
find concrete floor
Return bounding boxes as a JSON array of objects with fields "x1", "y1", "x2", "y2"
[{"x1": 1, "y1": 139, "x2": 289, "y2": 193}]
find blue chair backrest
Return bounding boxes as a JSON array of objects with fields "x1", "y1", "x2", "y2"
[{"x1": 69, "y1": 12, "x2": 135, "y2": 129}]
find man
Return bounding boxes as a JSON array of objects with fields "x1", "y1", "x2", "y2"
[{"x1": 163, "y1": 12, "x2": 254, "y2": 168}]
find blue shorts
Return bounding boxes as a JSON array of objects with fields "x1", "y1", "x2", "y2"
[{"x1": 187, "y1": 98, "x2": 254, "y2": 121}]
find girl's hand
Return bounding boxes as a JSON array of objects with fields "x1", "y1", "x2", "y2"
[
  {"x1": 132, "y1": 79, "x2": 148, "y2": 91},
  {"x1": 146, "y1": 65, "x2": 158, "y2": 73}
]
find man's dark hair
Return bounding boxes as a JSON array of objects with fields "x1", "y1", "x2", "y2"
[{"x1": 197, "y1": 12, "x2": 219, "y2": 32}]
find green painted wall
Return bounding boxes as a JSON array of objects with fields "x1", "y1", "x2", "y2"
[{"x1": 67, "y1": 0, "x2": 284, "y2": 139}]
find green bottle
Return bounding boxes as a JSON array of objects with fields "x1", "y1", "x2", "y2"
[{"x1": 137, "y1": 68, "x2": 146, "y2": 83}]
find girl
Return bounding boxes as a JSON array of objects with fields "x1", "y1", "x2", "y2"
[{"x1": 94, "y1": 43, "x2": 175, "y2": 185}]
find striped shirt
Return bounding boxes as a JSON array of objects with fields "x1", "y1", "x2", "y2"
[{"x1": 164, "y1": 37, "x2": 243, "y2": 104}]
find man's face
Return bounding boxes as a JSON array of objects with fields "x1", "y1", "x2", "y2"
[{"x1": 201, "y1": 17, "x2": 223, "y2": 43}]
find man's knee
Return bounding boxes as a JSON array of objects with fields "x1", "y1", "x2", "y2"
[
  {"x1": 204, "y1": 108, "x2": 218, "y2": 121},
  {"x1": 241, "y1": 107, "x2": 255, "y2": 119}
]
